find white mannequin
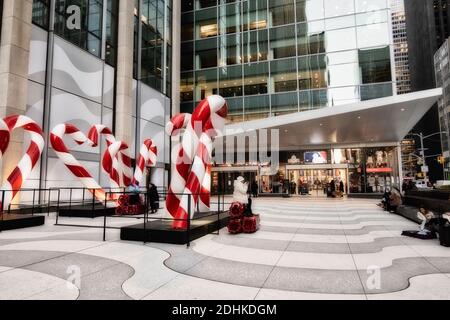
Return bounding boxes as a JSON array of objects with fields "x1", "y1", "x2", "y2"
[
  {"x1": 233, "y1": 176, "x2": 249, "y2": 204},
  {"x1": 375, "y1": 151, "x2": 384, "y2": 166},
  {"x1": 367, "y1": 156, "x2": 374, "y2": 167}
]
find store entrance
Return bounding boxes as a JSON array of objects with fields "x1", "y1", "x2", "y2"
[
  {"x1": 212, "y1": 171, "x2": 257, "y2": 195},
  {"x1": 287, "y1": 168, "x2": 348, "y2": 197}
]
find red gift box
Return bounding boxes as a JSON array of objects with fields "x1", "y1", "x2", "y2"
[
  {"x1": 230, "y1": 202, "x2": 244, "y2": 219},
  {"x1": 227, "y1": 218, "x2": 243, "y2": 234},
  {"x1": 242, "y1": 215, "x2": 261, "y2": 234}
]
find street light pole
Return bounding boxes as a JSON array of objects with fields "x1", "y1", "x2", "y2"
[
  {"x1": 419, "y1": 133, "x2": 427, "y2": 181},
  {"x1": 411, "y1": 131, "x2": 446, "y2": 181}
]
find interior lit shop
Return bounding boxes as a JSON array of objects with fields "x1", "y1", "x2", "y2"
[{"x1": 212, "y1": 146, "x2": 401, "y2": 197}]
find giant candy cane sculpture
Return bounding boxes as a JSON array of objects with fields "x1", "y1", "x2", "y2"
[
  {"x1": 0, "y1": 116, "x2": 45, "y2": 210},
  {"x1": 52, "y1": 123, "x2": 158, "y2": 203},
  {"x1": 88, "y1": 125, "x2": 133, "y2": 189},
  {"x1": 167, "y1": 96, "x2": 228, "y2": 229},
  {"x1": 165, "y1": 113, "x2": 194, "y2": 221},
  {"x1": 133, "y1": 139, "x2": 158, "y2": 186},
  {"x1": 50, "y1": 124, "x2": 112, "y2": 202}
]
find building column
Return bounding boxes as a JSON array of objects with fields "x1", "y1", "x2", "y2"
[
  {"x1": 171, "y1": 0, "x2": 181, "y2": 115},
  {"x1": 0, "y1": 0, "x2": 33, "y2": 182},
  {"x1": 115, "y1": 0, "x2": 135, "y2": 145}
]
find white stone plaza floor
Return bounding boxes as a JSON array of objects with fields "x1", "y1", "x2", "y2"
[{"x1": 1, "y1": 197, "x2": 450, "y2": 300}]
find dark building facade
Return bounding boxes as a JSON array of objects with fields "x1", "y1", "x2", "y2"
[{"x1": 404, "y1": 0, "x2": 449, "y2": 181}]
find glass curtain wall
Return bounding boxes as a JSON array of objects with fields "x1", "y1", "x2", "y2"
[
  {"x1": 32, "y1": 0, "x2": 51, "y2": 29},
  {"x1": 33, "y1": 0, "x2": 119, "y2": 66},
  {"x1": 54, "y1": 0, "x2": 104, "y2": 58},
  {"x1": 134, "y1": 0, "x2": 172, "y2": 96},
  {"x1": 181, "y1": 0, "x2": 394, "y2": 122}
]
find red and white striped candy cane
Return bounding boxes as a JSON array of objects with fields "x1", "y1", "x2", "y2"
[
  {"x1": 198, "y1": 164, "x2": 212, "y2": 213},
  {"x1": 102, "y1": 141, "x2": 130, "y2": 190},
  {"x1": 165, "y1": 113, "x2": 194, "y2": 221},
  {"x1": 172, "y1": 96, "x2": 228, "y2": 229},
  {"x1": 0, "y1": 115, "x2": 44, "y2": 210},
  {"x1": 51, "y1": 124, "x2": 110, "y2": 202},
  {"x1": 132, "y1": 139, "x2": 157, "y2": 187},
  {"x1": 88, "y1": 125, "x2": 132, "y2": 189}
]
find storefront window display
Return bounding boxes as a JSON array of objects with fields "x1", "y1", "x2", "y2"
[
  {"x1": 347, "y1": 147, "x2": 400, "y2": 194},
  {"x1": 212, "y1": 146, "x2": 400, "y2": 196}
]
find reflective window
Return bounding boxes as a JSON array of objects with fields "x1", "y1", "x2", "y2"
[
  {"x1": 134, "y1": 0, "x2": 172, "y2": 95},
  {"x1": 33, "y1": 0, "x2": 50, "y2": 29},
  {"x1": 196, "y1": 7, "x2": 217, "y2": 39},
  {"x1": 244, "y1": 62, "x2": 268, "y2": 95},
  {"x1": 196, "y1": 0, "x2": 217, "y2": 10},
  {"x1": 242, "y1": 0, "x2": 268, "y2": 31},
  {"x1": 296, "y1": 0, "x2": 324, "y2": 22},
  {"x1": 270, "y1": 25, "x2": 296, "y2": 59},
  {"x1": 182, "y1": 1, "x2": 194, "y2": 12},
  {"x1": 271, "y1": 58, "x2": 298, "y2": 93},
  {"x1": 360, "y1": 83, "x2": 393, "y2": 101},
  {"x1": 183, "y1": 0, "x2": 395, "y2": 123},
  {"x1": 359, "y1": 46, "x2": 392, "y2": 84},
  {"x1": 181, "y1": 72, "x2": 194, "y2": 102},
  {"x1": 219, "y1": 3, "x2": 241, "y2": 35},
  {"x1": 298, "y1": 23, "x2": 325, "y2": 56},
  {"x1": 181, "y1": 12, "x2": 194, "y2": 41},
  {"x1": 55, "y1": 0, "x2": 103, "y2": 57},
  {"x1": 181, "y1": 42, "x2": 194, "y2": 71},
  {"x1": 226, "y1": 97, "x2": 244, "y2": 123},
  {"x1": 140, "y1": 0, "x2": 165, "y2": 91},
  {"x1": 196, "y1": 38, "x2": 218, "y2": 69},
  {"x1": 242, "y1": 30, "x2": 268, "y2": 63},
  {"x1": 269, "y1": 0, "x2": 295, "y2": 27},
  {"x1": 219, "y1": 65, "x2": 243, "y2": 98},
  {"x1": 219, "y1": 34, "x2": 241, "y2": 66},
  {"x1": 272, "y1": 92, "x2": 298, "y2": 115},
  {"x1": 244, "y1": 95, "x2": 270, "y2": 121},
  {"x1": 298, "y1": 55, "x2": 327, "y2": 90},
  {"x1": 195, "y1": 68, "x2": 218, "y2": 101},
  {"x1": 105, "y1": 0, "x2": 119, "y2": 66}
]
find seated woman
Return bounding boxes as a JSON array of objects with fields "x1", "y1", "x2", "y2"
[
  {"x1": 388, "y1": 188, "x2": 402, "y2": 213},
  {"x1": 417, "y1": 207, "x2": 435, "y2": 235},
  {"x1": 402, "y1": 206, "x2": 438, "y2": 240}
]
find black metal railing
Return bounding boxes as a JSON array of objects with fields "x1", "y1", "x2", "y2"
[{"x1": 0, "y1": 187, "x2": 230, "y2": 247}]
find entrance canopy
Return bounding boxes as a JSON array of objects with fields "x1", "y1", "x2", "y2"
[{"x1": 218, "y1": 88, "x2": 442, "y2": 151}]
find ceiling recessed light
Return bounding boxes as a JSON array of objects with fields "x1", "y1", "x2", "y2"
[
  {"x1": 358, "y1": 116, "x2": 361, "y2": 119},
  {"x1": 401, "y1": 108, "x2": 406, "y2": 112}
]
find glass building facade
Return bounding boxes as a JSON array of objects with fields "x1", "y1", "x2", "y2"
[
  {"x1": 181, "y1": 0, "x2": 396, "y2": 123},
  {"x1": 134, "y1": 0, "x2": 172, "y2": 96}
]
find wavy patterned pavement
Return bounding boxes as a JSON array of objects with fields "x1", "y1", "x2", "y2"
[{"x1": 1, "y1": 197, "x2": 450, "y2": 300}]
